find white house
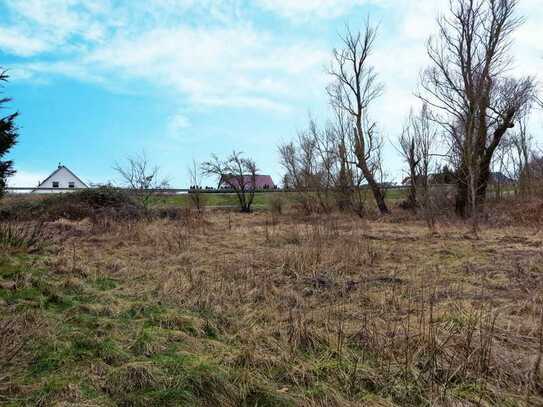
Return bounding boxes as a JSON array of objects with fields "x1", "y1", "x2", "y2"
[{"x1": 33, "y1": 164, "x2": 88, "y2": 193}]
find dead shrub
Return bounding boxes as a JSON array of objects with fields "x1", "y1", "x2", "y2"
[
  {"x1": 0, "y1": 221, "x2": 44, "y2": 252},
  {"x1": 0, "y1": 187, "x2": 142, "y2": 223}
]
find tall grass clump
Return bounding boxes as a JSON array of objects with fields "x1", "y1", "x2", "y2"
[
  {"x1": 0, "y1": 222, "x2": 43, "y2": 251},
  {"x1": 269, "y1": 194, "x2": 284, "y2": 215}
]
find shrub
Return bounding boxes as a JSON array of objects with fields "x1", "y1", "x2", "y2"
[{"x1": 0, "y1": 188, "x2": 142, "y2": 222}]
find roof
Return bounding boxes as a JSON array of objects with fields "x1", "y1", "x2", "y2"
[
  {"x1": 35, "y1": 165, "x2": 88, "y2": 189},
  {"x1": 490, "y1": 172, "x2": 514, "y2": 184},
  {"x1": 219, "y1": 174, "x2": 275, "y2": 189}
]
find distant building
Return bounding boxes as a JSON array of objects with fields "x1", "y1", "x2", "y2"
[
  {"x1": 489, "y1": 172, "x2": 514, "y2": 185},
  {"x1": 33, "y1": 164, "x2": 88, "y2": 193},
  {"x1": 218, "y1": 174, "x2": 276, "y2": 190}
]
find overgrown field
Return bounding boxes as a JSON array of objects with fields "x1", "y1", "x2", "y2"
[{"x1": 1, "y1": 204, "x2": 543, "y2": 405}]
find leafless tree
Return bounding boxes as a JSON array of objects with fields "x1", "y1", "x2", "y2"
[
  {"x1": 201, "y1": 151, "x2": 258, "y2": 213},
  {"x1": 495, "y1": 115, "x2": 533, "y2": 194},
  {"x1": 419, "y1": 0, "x2": 537, "y2": 218},
  {"x1": 279, "y1": 120, "x2": 333, "y2": 214},
  {"x1": 188, "y1": 158, "x2": 204, "y2": 213},
  {"x1": 332, "y1": 107, "x2": 367, "y2": 213},
  {"x1": 398, "y1": 104, "x2": 437, "y2": 210},
  {"x1": 113, "y1": 151, "x2": 169, "y2": 209},
  {"x1": 327, "y1": 22, "x2": 389, "y2": 215},
  {"x1": 279, "y1": 112, "x2": 366, "y2": 215}
]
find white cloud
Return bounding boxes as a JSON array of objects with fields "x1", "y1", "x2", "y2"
[
  {"x1": 255, "y1": 0, "x2": 373, "y2": 20},
  {"x1": 1, "y1": 0, "x2": 113, "y2": 54},
  {"x1": 7, "y1": 170, "x2": 49, "y2": 188},
  {"x1": 0, "y1": 0, "x2": 540, "y2": 142},
  {"x1": 0, "y1": 1, "x2": 329, "y2": 112},
  {"x1": 0, "y1": 26, "x2": 52, "y2": 56},
  {"x1": 170, "y1": 113, "x2": 191, "y2": 130},
  {"x1": 18, "y1": 25, "x2": 326, "y2": 111},
  {"x1": 167, "y1": 113, "x2": 191, "y2": 140}
]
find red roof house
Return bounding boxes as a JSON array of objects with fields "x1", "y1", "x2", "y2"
[{"x1": 218, "y1": 174, "x2": 276, "y2": 190}]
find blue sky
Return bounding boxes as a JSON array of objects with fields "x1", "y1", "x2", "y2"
[{"x1": 1, "y1": 0, "x2": 542, "y2": 187}]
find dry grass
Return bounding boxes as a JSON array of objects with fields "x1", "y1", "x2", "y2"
[{"x1": 1, "y1": 207, "x2": 543, "y2": 405}]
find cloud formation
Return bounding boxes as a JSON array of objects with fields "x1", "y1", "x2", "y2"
[
  {"x1": 1, "y1": 0, "x2": 541, "y2": 184},
  {"x1": 1, "y1": 0, "x2": 334, "y2": 111},
  {"x1": 255, "y1": 0, "x2": 373, "y2": 20}
]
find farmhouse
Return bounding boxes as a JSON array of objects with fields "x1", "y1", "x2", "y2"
[
  {"x1": 218, "y1": 174, "x2": 276, "y2": 190},
  {"x1": 33, "y1": 164, "x2": 88, "y2": 193}
]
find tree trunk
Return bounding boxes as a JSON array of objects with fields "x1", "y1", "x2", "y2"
[
  {"x1": 359, "y1": 162, "x2": 389, "y2": 215},
  {"x1": 455, "y1": 164, "x2": 469, "y2": 218},
  {"x1": 407, "y1": 165, "x2": 418, "y2": 211},
  {"x1": 236, "y1": 190, "x2": 251, "y2": 213},
  {"x1": 476, "y1": 161, "x2": 491, "y2": 209}
]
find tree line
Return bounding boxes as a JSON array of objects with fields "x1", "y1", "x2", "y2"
[{"x1": 279, "y1": 0, "x2": 540, "y2": 220}]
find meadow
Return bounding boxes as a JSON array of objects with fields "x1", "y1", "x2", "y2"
[{"x1": 0, "y1": 189, "x2": 542, "y2": 406}]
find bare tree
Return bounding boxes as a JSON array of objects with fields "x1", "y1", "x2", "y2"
[
  {"x1": 188, "y1": 159, "x2": 204, "y2": 213},
  {"x1": 113, "y1": 151, "x2": 170, "y2": 209},
  {"x1": 420, "y1": 0, "x2": 537, "y2": 218},
  {"x1": 332, "y1": 107, "x2": 366, "y2": 213},
  {"x1": 202, "y1": 151, "x2": 258, "y2": 213},
  {"x1": 279, "y1": 111, "x2": 367, "y2": 215},
  {"x1": 279, "y1": 117, "x2": 341, "y2": 214},
  {"x1": 494, "y1": 115, "x2": 535, "y2": 196},
  {"x1": 398, "y1": 103, "x2": 437, "y2": 210},
  {"x1": 327, "y1": 22, "x2": 389, "y2": 214},
  {"x1": 511, "y1": 116, "x2": 539, "y2": 195},
  {"x1": 399, "y1": 111, "x2": 421, "y2": 210}
]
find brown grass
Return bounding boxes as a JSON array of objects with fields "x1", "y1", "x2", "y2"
[{"x1": 25, "y1": 206, "x2": 541, "y2": 405}]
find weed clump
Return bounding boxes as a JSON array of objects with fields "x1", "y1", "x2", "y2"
[{"x1": 0, "y1": 222, "x2": 43, "y2": 251}]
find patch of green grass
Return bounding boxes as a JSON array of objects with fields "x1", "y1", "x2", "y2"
[
  {"x1": 120, "y1": 301, "x2": 167, "y2": 321},
  {"x1": 94, "y1": 276, "x2": 118, "y2": 291},
  {"x1": 150, "y1": 192, "x2": 285, "y2": 208},
  {"x1": 2, "y1": 256, "x2": 300, "y2": 406},
  {"x1": 0, "y1": 255, "x2": 29, "y2": 277},
  {"x1": 30, "y1": 342, "x2": 68, "y2": 376}
]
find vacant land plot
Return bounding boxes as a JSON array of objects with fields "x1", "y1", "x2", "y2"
[{"x1": 1, "y1": 209, "x2": 542, "y2": 406}]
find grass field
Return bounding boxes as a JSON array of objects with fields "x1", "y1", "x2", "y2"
[
  {"x1": 109, "y1": 185, "x2": 515, "y2": 209},
  {"x1": 1, "y1": 207, "x2": 542, "y2": 406},
  {"x1": 149, "y1": 188, "x2": 409, "y2": 209},
  {"x1": 150, "y1": 191, "x2": 287, "y2": 208}
]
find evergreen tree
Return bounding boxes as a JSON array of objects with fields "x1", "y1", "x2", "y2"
[{"x1": 0, "y1": 69, "x2": 18, "y2": 198}]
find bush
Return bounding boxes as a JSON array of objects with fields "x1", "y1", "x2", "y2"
[
  {"x1": 67, "y1": 187, "x2": 135, "y2": 209},
  {"x1": 0, "y1": 188, "x2": 142, "y2": 222}
]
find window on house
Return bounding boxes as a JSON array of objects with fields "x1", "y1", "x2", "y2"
[
  {"x1": 68, "y1": 182, "x2": 75, "y2": 188},
  {"x1": 52, "y1": 181, "x2": 59, "y2": 188}
]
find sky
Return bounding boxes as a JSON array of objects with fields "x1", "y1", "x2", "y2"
[{"x1": 0, "y1": 0, "x2": 542, "y2": 188}]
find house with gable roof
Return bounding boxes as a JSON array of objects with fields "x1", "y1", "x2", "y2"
[
  {"x1": 33, "y1": 164, "x2": 88, "y2": 193},
  {"x1": 218, "y1": 174, "x2": 276, "y2": 190}
]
